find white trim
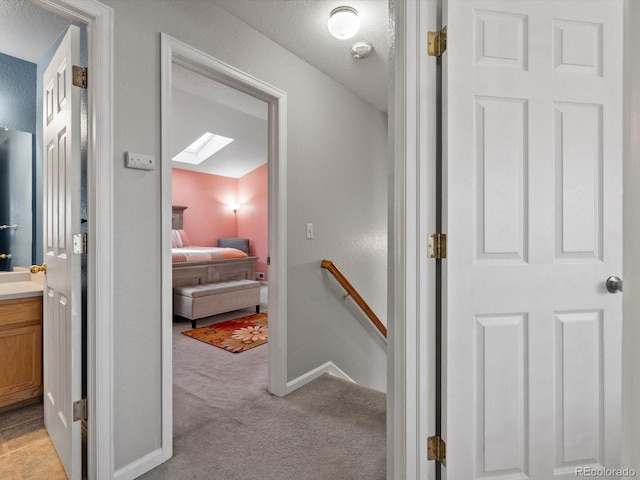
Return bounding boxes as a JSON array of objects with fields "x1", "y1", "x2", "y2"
[
  {"x1": 113, "y1": 448, "x2": 163, "y2": 480},
  {"x1": 622, "y1": 0, "x2": 639, "y2": 468},
  {"x1": 30, "y1": 1, "x2": 114, "y2": 479},
  {"x1": 389, "y1": 0, "x2": 437, "y2": 479},
  {"x1": 160, "y1": 32, "x2": 288, "y2": 465},
  {"x1": 159, "y1": 34, "x2": 174, "y2": 463},
  {"x1": 286, "y1": 362, "x2": 355, "y2": 395}
]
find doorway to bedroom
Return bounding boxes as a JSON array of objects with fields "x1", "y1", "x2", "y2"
[
  {"x1": 169, "y1": 61, "x2": 271, "y2": 390},
  {"x1": 170, "y1": 61, "x2": 269, "y2": 284},
  {"x1": 161, "y1": 34, "x2": 288, "y2": 459}
]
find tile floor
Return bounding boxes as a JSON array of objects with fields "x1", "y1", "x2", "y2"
[{"x1": 0, "y1": 402, "x2": 67, "y2": 479}]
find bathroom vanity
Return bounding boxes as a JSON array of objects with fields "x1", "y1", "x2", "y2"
[{"x1": 0, "y1": 271, "x2": 44, "y2": 410}]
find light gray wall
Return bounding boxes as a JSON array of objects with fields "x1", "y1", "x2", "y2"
[
  {"x1": 101, "y1": 0, "x2": 388, "y2": 471},
  {"x1": 623, "y1": 0, "x2": 640, "y2": 470}
]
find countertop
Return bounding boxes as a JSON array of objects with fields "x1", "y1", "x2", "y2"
[
  {"x1": 0, "y1": 281, "x2": 43, "y2": 300},
  {"x1": 0, "y1": 270, "x2": 44, "y2": 301}
]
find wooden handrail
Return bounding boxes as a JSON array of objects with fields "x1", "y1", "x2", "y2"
[{"x1": 321, "y1": 260, "x2": 387, "y2": 339}]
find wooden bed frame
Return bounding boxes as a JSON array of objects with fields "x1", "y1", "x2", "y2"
[
  {"x1": 172, "y1": 206, "x2": 257, "y2": 288},
  {"x1": 172, "y1": 256, "x2": 258, "y2": 288}
]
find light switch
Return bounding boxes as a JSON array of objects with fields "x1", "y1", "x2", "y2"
[{"x1": 306, "y1": 223, "x2": 314, "y2": 239}]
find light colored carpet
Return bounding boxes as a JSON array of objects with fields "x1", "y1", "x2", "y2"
[{"x1": 140, "y1": 287, "x2": 386, "y2": 480}]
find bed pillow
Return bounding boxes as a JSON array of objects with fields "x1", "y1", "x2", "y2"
[
  {"x1": 171, "y1": 229, "x2": 184, "y2": 248},
  {"x1": 177, "y1": 229, "x2": 191, "y2": 247}
]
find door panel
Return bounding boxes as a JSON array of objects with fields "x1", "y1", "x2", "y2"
[
  {"x1": 442, "y1": 1, "x2": 622, "y2": 479},
  {"x1": 554, "y1": 311, "x2": 603, "y2": 467},
  {"x1": 43, "y1": 25, "x2": 82, "y2": 480}
]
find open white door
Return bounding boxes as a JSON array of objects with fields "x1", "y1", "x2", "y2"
[
  {"x1": 43, "y1": 24, "x2": 82, "y2": 480},
  {"x1": 442, "y1": 1, "x2": 623, "y2": 478}
]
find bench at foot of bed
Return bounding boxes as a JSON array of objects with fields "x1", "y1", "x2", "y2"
[{"x1": 173, "y1": 279, "x2": 261, "y2": 328}]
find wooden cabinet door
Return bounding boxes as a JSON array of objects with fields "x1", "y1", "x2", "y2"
[{"x1": 0, "y1": 296, "x2": 43, "y2": 408}]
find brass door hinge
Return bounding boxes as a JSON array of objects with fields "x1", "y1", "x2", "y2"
[
  {"x1": 428, "y1": 27, "x2": 447, "y2": 57},
  {"x1": 428, "y1": 233, "x2": 447, "y2": 259},
  {"x1": 73, "y1": 398, "x2": 87, "y2": 422},
  {"x1": 72, "y1": 66, "x2": 87, "y2": 89},
  {"x1": 428, "y1": 435, "x2": 446, "y2": 465},
  {"x1": 72, "y1": 233, "x2": 87, "y2": 254}
]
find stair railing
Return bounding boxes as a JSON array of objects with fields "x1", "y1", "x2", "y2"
[{"x1": 321, "y1": 260, "x2": 387, "y2": 339}]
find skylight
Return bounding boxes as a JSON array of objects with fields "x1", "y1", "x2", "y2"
[{"x1": 173, "y1": 132, "x2": 234, "y2": 165}]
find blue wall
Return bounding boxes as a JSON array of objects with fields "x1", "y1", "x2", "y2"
[{"x1": 0, "y1": 53, "x2": 36, "y2": 134}]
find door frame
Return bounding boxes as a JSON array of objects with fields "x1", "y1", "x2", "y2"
[
  {"x1": 389, "y1": 0, "x2": 438, "y2": 478},
  {"x1": 32, "y1": 0, "x2": 114, "y2": 478},
  {"x1": 159, "y1": 33, "x2": 288, "y2": 460}
]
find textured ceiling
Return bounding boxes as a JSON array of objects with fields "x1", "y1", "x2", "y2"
[
  {"x1": 0, "y1": 0, "x2": 69, "y2": 63},
  {"x1": 172, "y1": 64, "x2": 268, "y2": 179},
  {"x1": 214, "y1": 0, "x2": 390, "y2": 112}
]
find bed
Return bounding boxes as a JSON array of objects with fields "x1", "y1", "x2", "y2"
[{"x1": 171, "y1": 206, "x2": 257, "y2": 288}]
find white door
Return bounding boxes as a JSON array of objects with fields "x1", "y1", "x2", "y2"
[
  {"x1": 442, "y1": 1, "x2": 623, "y2": 479},
  {"x1": 43, "y1": 25, "x2": 82, "y2": 480}
]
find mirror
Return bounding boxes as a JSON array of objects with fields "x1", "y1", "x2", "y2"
[{"x1": 0, "y1": 128, "x2": 33, "y2": 271}]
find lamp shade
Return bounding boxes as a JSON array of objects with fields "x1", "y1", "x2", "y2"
[{"x1": 327, "y1": 6, "x2": 360, "y2": 40}]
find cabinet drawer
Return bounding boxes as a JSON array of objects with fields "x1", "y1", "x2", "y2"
[{"x1": 0, "y1": 296, "x2": 43, "y2": 328}]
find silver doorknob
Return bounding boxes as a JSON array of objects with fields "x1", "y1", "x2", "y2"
[{"x1": 606, "y1": 276, "x2": 623, "y2": 293}]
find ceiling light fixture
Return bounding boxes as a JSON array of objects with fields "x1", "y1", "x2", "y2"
[{"x1": 327, "y1": 6, "x2": 360, "y2": 40}]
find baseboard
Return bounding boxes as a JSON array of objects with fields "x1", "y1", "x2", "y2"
[
  {"x1": 286, "y1": 361, "x2": 355, "y2": 395},
  {"x1": 114, "y1": 448, "x2": 164, "y2": 480}
]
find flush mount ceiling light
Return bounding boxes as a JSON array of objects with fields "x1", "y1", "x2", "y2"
[{"x1": 327, "y1": 6, "x2": 360, "y2": 40}]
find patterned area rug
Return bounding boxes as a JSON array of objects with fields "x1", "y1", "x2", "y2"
[{"x1": 182, "y1": 313, "x2": 268, "y2": 353}]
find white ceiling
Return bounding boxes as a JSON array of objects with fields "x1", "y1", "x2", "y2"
[
  {"x1": 0, "y1": 0, "x2": 69, "y2": 64},
  {"x1": 214, "y1": 0, "x2": 390, "y2": 112},
  {"x1": 171, "y1": 64, "x2": 268, "y2": 178}
]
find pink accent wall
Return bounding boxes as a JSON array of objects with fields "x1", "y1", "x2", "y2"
[
  {"x1": 172, "y1": 165, "x2": 268, "y2": 281},
  {"x1": 238, "y1": 163, "x2": 268, "y2": 281},
  {"x1": 172, "y1": 168, "x2": 238, "y2": 246}
]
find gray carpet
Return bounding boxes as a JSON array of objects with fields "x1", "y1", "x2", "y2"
[{"x1": 140, "y1": 289, "x2": 386, "y2": 480}]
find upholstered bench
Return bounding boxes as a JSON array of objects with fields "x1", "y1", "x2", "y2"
[{"x1": 173, "y1": 280, "x2": 261, "y2": 328}]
